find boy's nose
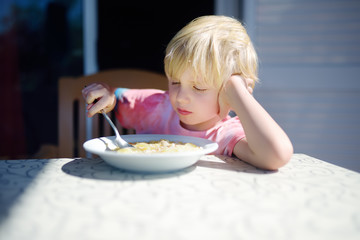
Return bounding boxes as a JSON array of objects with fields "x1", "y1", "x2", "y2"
[{"x1": 176, "y1": 87, "x2": 190, "y2": 104}]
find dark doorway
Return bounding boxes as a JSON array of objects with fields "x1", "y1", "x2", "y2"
[{"x1": 97, "y1": 0, "x2": 214, "y2": 74}]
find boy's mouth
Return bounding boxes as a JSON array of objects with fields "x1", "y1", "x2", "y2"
[{"x1": 177, "y1": 108, "x2": 192, "y2": 115}]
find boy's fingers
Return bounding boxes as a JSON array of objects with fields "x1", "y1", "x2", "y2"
[
  {"x1": 245, "y1": 78, "x2": 255, "y2": 94},
  {"x1": 87, "y1": 94, "x2": 113, "y2": 117},
  {"x1": 82, "y1": 83, "x2": 115, "y2": 117}
]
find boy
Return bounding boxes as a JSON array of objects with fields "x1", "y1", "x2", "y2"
[{"x1": 82, "y1": 16, "x2": 293, "y2": 170}]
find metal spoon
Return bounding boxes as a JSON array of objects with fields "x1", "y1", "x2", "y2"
[{"x1": 101, "y1": 110, "x2": 134, "y2": 149}]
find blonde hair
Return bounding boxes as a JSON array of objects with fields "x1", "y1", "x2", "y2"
[{"x1": 164, "y1": 15, "x2": 258, "y2": 89}]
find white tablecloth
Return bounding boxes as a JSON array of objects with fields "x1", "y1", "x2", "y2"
[{"x1": 1, "y1": 154, "x2": 359, "y2": 240}]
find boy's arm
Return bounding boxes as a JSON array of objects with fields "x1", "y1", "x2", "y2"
[{"x1": 220, "y1": 75, "x2": 293, "y2": 170}]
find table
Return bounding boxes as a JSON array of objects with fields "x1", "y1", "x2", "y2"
[{"x1": 1, "y1": 154, "x2": 359, "y2": 240}]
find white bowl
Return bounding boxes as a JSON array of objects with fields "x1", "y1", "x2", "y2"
[{"x1": 83, "y1": 134, "x2": 218, "y2": 173}]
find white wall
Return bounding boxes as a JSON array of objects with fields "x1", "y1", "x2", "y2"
[{"x1": 217, "y1": 0, "x2": 360, "y2": 172}]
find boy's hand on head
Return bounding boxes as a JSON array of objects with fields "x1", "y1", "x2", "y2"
[
  {"x1": 82, "y1": 83, "x2": 116, "y2": 117},
  {"x1": 231, "y1": 74, "x2": 254, "y2": 94},
  {"x1": 218, "y1": 74, "x2": 254, "y2": 119}
]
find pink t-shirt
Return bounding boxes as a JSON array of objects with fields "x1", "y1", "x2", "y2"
[{"x1": 115, "y1": 89, "x2": 246, "y2": 156}]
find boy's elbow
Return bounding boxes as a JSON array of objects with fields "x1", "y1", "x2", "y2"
[{"x1": 263, "y1": 141, "x2": 294, "y2": 171}]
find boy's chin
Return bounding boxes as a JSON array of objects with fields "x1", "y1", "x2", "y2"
[
  {"x1": 179, "y1": 120, "x2": 196, "y2": 130},
  {"x1": 179, "y1": 117, "x2": 221, "y2": 131}
]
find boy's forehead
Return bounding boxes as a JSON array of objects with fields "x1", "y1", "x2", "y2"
[
  {"x1": 180, "y1": 68, "x2": 196, "y2": 79},
  {"x1": 180, "y1": 68, "x2": 205, "y2": 82}
]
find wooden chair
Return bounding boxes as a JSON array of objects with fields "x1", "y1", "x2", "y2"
[{"x1": 58, "y1": 69, "x2": 168, "y2": 158}]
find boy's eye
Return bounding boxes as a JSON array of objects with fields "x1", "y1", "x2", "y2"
[
  {"x1": 170, "y1": 81, "x2": 180, "y2": 85},
  {"x1": 193, "y1": 86, "x2": 207, "y2": 91}
]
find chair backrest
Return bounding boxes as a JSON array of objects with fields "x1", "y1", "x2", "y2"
[{"x1": 58, "y1": 68, "x2": 168, "y2": 157}]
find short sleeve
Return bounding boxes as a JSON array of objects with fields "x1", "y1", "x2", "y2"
[
  {"x1": 207, "y1": 116, "x2": 246, "y2": 156},
  {"x1": 114, "y1": 88, "x2": 129, "y2": 102},
  {"x1": 114, "y1": 89, "x2": 167, "y2": 132}
]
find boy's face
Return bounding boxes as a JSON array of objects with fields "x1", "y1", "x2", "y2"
[{"x1": 168, "y1": 69, "x2": 221, "y2": 131}]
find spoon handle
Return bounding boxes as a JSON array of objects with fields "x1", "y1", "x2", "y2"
[
  {"x1": 100, "y1": 110, "x2": 134, "y2": 148},
  {"x1": 101, "y1": 110, "x2": 116, "y2": 133}
]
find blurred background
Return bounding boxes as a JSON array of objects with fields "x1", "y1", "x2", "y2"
[{"x1": 0, "y1": 0, "x2": 359, "y2": 172}]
